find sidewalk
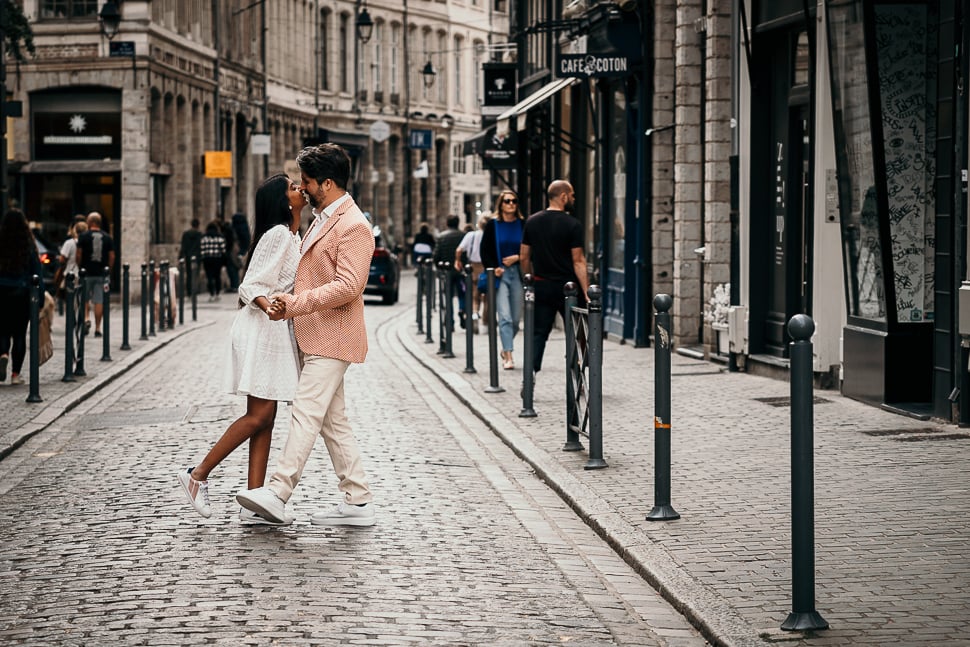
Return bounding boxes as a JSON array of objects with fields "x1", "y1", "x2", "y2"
[
  {"x1": 395, "y1": 277, "x2": 970, "y2": 647},
  {"x1": 0, "y1": 293, "x2": 224, "y2": 459}
]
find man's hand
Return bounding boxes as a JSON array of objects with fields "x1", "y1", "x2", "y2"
[{"x1": 266, "y1": 294, "x2": 287, "y2": 321}]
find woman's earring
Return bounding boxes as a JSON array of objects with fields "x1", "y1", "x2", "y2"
[{"x1": 288, "y1": 205, "x2": 293, "y2": 211}]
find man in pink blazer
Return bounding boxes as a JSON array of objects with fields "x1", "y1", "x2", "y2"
[{"x1": 237, "y1": 144, "x2": 376, "y2": 526}]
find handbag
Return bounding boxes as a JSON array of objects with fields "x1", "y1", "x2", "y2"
[{"x1": 476, "y1": 271, "x2": 488, "y2": 293}]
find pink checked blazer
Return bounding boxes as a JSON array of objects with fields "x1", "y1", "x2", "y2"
[{"x1": 278, "y1": 196, "x2": 375, "y2": 363}]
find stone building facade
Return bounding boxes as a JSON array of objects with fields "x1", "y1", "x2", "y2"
[{"x1": 6, "y1": 0, "x2": 504, "y2": 285}]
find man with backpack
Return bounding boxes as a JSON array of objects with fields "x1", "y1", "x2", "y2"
[{"x1": 75, "y1": 212, "x2": 115, "y2": 337}]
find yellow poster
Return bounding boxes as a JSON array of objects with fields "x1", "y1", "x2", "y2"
[{"x1": 204, "y1": 151, "x2": 232, "y2": 178}]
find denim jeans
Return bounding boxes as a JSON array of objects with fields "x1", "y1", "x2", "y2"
[{"x1": 495, "y1": 264, "x2": 522, "y2": 352}]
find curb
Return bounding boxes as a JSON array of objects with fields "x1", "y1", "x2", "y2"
[
  {"x1": 393, "y1": 310, "x2": 768, "y2": 647},
  {"x1": 0, "y1": 319, "x2": 214, "y2": 461}
]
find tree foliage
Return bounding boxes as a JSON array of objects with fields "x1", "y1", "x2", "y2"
[{"x1": 2, "y1": 0, "x2": 36, "y2": 62}]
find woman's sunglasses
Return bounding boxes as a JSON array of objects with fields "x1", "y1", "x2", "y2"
[{"x1": 502, "y1": 198, "x2": 518, "y2": 204}]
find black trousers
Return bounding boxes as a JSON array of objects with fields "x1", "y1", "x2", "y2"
[
  {"x1": 0, "y1": 288, "x2": 29, "y2": 374},
  {"x1": 531, "y1": 280, "x2": 568, "y2": 373}
]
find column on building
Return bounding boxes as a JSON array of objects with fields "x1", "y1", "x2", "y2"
[
  {"x1": 672, "y1": 0, "x2": 704, "y2": 344},
  {"x1": 652, "y1": 0, "x2": 676, "y2": 302},
  {"x1": 702, "y1": 6, "x2": 733, "y2": 355}
]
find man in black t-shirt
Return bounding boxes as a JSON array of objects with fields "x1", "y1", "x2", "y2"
[
  {"x1": 520, "y1": 180, "x2": 589, "y2": 373},
  {"x1": 75, "y1": 212, "x2": 116, "y2": 337}
]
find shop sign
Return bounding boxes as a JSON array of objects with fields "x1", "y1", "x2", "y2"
[
  {"x1": 33, "y1": 111, "x2": 121, "y2": 160},
  {"x1": 482, "y1": 129, "x2": 517, "y2": 170},
  {"x1": 557, "y1": 53, "x2": 631, "y2": 79},
  {"x1": 482, "y1": 63, "x2": 517, "y2": 107},
  {"x1": 204, "y1": 151, "x2": 233, "y2": 178}
]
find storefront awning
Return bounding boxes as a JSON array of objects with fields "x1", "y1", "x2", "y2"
[
  {"x1": 496, "y1": 77, "x2": 578, "y2": 136},
  {"x1": 461, "y1": 125, "x2": 495, "y2": 156}
]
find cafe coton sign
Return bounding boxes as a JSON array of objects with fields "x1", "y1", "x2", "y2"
[{"x1": 557, "y1": 53, "x2": 631, "y2": 78}]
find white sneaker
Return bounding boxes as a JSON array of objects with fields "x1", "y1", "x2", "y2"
[
  {"x1": 177, "y1": 468, "x2": 211, "y2": 518},
  {"x1": 238, "y1": 507, "x2": 293, "y2": 526},
  {"x1": 236, "y1": 486, "x2": 287, "y2": 524},
  {"x1": 310, "y1": 501, "x2": 376, "y2": 527}
]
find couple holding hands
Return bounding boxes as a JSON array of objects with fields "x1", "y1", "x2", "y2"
[{"x1": 177, "y1": 143, "x2": 376, "y2": 528}]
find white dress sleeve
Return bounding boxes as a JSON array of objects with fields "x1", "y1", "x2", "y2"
[{"x1": 237, "y1": 225, "x2": 291, "y2": 309}]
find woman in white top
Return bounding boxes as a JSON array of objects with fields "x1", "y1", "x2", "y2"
[{"x1": 178, "y1": 174, "x2": 306, "y2": 524}]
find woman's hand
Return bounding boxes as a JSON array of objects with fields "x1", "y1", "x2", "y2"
[
  {"x1": 501, "y1": 254, "x2": 519, "y2": 267},
  {"x1": 494, "y1": 267, "x2": 505, "y2": 278}
]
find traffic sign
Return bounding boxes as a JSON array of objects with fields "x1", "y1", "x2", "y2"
[{"x1": 370, "y1": 120, "x2": 390, "y2": 143}]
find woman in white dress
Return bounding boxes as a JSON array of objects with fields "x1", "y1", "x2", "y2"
[{"x1": 178, "y1": 174, "x2": 306, "y2": 523}]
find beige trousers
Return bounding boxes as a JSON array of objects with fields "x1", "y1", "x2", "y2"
[{"x1": 268, "y1": 355, "x2": 372, "y2": 505}]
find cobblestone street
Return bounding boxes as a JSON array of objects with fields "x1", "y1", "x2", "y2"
[{"x1": 0, "y1": 294, "x2": 704, "y2": 646}]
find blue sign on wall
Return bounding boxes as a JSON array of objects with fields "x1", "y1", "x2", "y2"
[{"x1": 409, "y1": 129, "x2": 433, "y2": 150}]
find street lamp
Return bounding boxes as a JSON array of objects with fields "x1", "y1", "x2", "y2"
[
  {"x1": 421, "y1": 60, "x2": 437, "y2": 88},
  {"x1": 356, "y1": 6, "x2": 374, "y2": 44},
  {"x1": 99, "y1": 1, "x2": 121, "y2": 40}
]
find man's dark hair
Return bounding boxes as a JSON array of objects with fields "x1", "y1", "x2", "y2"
[
  {"x1": 446, "y1": 215, "x2": 460, "y2": 229},
  {"x1": 296, "y1": 143, "x2": 351, "y2": 189},
  {"x1": 191, "y1": 218, "x2": 200, "y2": 228}
]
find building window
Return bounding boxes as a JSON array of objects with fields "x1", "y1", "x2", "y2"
[
  {"x1": 454, "y1": 36, "x2": 463, "y2": 106},
  {"x1": 40, "y1": 0, "x2": 97, "y2": 19},
  {"x1": 437, "y1": 32, "x2": 447, "y2": 104},
  {"x1": 452, "y1": 143, "x2": 466, "y2": 174},
  {"x1": 340, "y1": 14, "x2": 350, "y2": 93},
  {"x1": 320, "y1": 10, "x2": 331, "y2": 91},
  {"x1": 391, "y1": 24, "x2": 400, "y2": 96},
  {"x1": 373, "y1": 21, "x2": 384, "y2": 94}
]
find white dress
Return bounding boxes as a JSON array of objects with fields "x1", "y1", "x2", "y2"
[{"x1": 223, "y1": 224, "x2": 301, "y2": 400}]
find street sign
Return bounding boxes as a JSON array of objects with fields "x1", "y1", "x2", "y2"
[
  {"x1": 370, "y1": 120, "x2": 390, "y2": 143},
  {"x1": 109, "y1": 41, "x2": 135, "y2": 57},
  {"x1": 250, "y1": 133, "x2": 271, "y2": 155},
  {"x1": 409, "y1": 129, "x2": 432, "y2": 150}
]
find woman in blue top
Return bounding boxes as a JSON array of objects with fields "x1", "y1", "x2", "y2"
[
  {"x1": 0, "y1": 209, "x2": 43, "y2": 385},
  {"x1": 481, "y1": 190, "x2": 525, "y2": 369}
]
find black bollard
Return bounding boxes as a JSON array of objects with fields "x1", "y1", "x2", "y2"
[
  {"x1": 424, "y1": 259, "x2": 434, "y2": 344},
  {"x1": 148, "y1": 260, "x2": 156, "y2": 336},
  {"x1": 647, "y1": 294, "x2": 679, "y2": 520},
  {"x1": 62, "y1": 273, "x2": 77, "y2": 382},
  {"x1": 189, "y1": 255, "x2": 198, "y2": 322},
  {"x1": 441, "y1": 262, "x2": 455, "y2": 358},
  {"x1": 158, "y1": 261, "x2": 167, "y2": 332},
  {"x1": 563, "y1": 283, "x2": 583, "y2": 451},
  {"x1": 75, "y1": 269, "x2": 87, "y2": 377},
  {"x1": 463, "y1": 265, "x2": 476, "y2": 374},
  {"x1": 484, "y1": 268, "x2": 504, "y2": 393},
  {"x1": 781, "y1": 315, "x2": 829, "y2": 632},
  {"x1": 178, "y1": 258, "x2": 185, "y2": 326},
  {"x1": 26, "y1": 276, "x2": 42, "y2": 403},
  {"x1": 120, "y1": 264, "x2": 131, "y2": 350},
  {"x1": 416, "y1": 257, "x2": 424, "y2": 332},
  {"x1": 584, "y1": 286, "x2": 607, "y2": 469},
  {"x1": 100, "y1": 269, "x2": 112, "y2": 361},
  {"x1": 139, "y1": 263, "x2": 149, "y2": 341},
  {"x1": 519, "y1": 274, "x2": 536, "y2": 417}
]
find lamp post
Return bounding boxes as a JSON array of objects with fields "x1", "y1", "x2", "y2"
[{"x1": 98, "y1": 1, "x2": 121, "y2": 40}]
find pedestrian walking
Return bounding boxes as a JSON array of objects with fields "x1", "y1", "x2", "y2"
[
  {"x1": 75, "y1": 212, "x2": 115, "y2": 337},
  {"x1": 520, "y1": 180, "x2": 589, "y2": 375},
  {"x1": 411, "y1": 224, "x2": 435, "y2": 266},
  {"x1": 433, "y1": 215, "x2": 467, "y2": 330},
  {"x1": 199, "y1": 222, "x2": 227, "y2": 301},
  {"x1": 177, "y1": 174, "x2": 307, "y2": 523},
  {"x1": 455, "y1": 215, "x2": 489, "y2": 333},
  {"x1": 0, "y1": 209, "x2": 43, "y2": 386},
  {"x1": 236, "y1": 143, "x2": 377, "y2": 527},
  {"x1": 178, "y1": 218, "x2": 203, "y2": 296},
  {"x1": 54, "y1": 218, "x2": 87, "y2": 308},
  {"x1": 481, "y1": 190, "x2": 525, "y2": 369}
]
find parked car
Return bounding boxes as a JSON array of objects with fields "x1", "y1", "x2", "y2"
[
  {"x1": 365, "y1": 225, "x2": 400, "y2": 305},
  {"x1": 31, "y1": 228, "x2": 60, "y2": 294}
]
